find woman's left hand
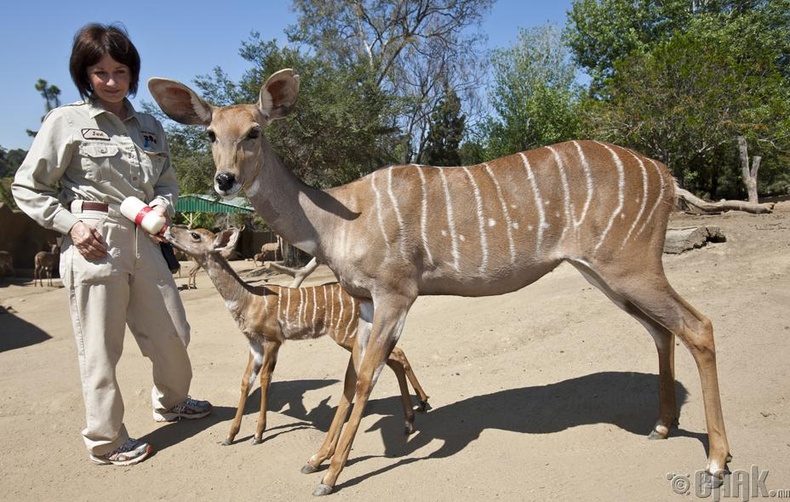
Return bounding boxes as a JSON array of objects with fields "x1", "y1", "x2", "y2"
[{"x1": 148, "y1": 205, "x2": 170, "y2": 243}]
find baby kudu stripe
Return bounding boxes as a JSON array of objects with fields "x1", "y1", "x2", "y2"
[{"x1": 163, "y1": 225, "x2": 429, "y2": 449}]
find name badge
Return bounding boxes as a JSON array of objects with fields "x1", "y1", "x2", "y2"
[{"x1": 81, "y1": 128, "x2": 110, "y2": 141}]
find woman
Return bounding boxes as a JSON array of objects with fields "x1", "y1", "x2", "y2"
[{"x1": 12, "y1": 23, "x2": 211, "y2": 466}]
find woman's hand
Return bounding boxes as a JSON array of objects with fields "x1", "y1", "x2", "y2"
[
  {"x1": 148, "y1": 205, "x2": 170, "y2": 243},
  {"x1": 70, "y1": 221, "x2": 108, "y2": 260}
]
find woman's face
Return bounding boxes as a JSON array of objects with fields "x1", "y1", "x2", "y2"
[{"x1": 87, "y1": 54, "x2": 130, "y2": 111}]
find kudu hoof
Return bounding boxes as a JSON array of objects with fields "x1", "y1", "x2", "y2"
[
  {"x1": 313, "y1": 483, "x2": 334, "y2": 496},
  {"x1": 301, "y1": 463, "x2": 319, "y2": 474}
]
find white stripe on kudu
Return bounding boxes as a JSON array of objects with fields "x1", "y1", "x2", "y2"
[
  {"x1": 439, "y1": 168, "x2": 461, "y2": 271},
  {"x1": 593, "y1": 141, "x2": 626, "y2": 253},
  {"x1": 571, "y1": 140, "x2": 594, "y2": 228},
  {"x1": 620, "y1": 148, "x2": 649, "y2": 250},
  {"x1": 462, "y1": 166, "x2": 489, "y2": 274},
  {"x1": 416, "y1": 167, "x2": 435, "y2": 266},
  {"x1": 371, "y1": 171, "x2": 390, "y2": 250},
  {"x1": 387, "y1": 167, "x2": 408, "y2": 261},
  {"x1": 519, "y1": 152, "x2": 547, "y2": 253},
  {"x1": 547, "y1": 145, "x2": 573, "y2": 244},
  {"x1": 483, "y1": 162, "x2": 517, "y2": 264}
]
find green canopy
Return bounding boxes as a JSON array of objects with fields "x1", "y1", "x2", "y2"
[{"x1": 175, "y1": 194, "x2": 254, "y2": 214}]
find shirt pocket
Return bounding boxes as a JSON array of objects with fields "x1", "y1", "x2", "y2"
[
  {"x1": 79, "y1": 142, "x2": 121, "y2": 182},
  {"x1": 142, "y1": 150, "x2": 168, "y2": 181}
]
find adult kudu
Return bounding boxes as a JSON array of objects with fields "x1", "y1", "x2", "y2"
[{"x1": 149, "y1": 69, "x2": 730, "y2": 496}]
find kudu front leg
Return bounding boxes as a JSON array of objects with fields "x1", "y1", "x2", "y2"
[
  {"x1": 252, "y1": 340, "x2": 280, "y2": 444},
  {"x1": 301, "y1": 353, "x2": 358, "y2": 473},
  {"x1": 223, "y1": 349, "x2": 263, "y2": 446},
  {"x1": 313, "y1": 301, "x2": 410, "y2": 496}
]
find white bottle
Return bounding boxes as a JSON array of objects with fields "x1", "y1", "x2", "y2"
[{"x1": 120, "y1": 196, "x2": 166, "y2": 235}]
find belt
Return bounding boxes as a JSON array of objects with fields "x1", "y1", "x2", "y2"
[{"x1": 71, "y1": 200, "x2": 109, "y2": 212}]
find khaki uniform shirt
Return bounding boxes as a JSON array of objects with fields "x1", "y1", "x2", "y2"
[{"x1": 12, "y1": 98, "x2": 178, "y2": 235}]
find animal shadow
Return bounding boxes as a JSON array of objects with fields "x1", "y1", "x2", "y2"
[{"x1": 338, "y1": 371, "x2": 694, "y2": 490}]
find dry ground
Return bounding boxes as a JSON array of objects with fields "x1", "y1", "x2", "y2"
[{"x1": 1, "y1": 203, "x2": 789, "y2": 501}]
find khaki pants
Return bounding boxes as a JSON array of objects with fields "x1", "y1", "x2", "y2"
[{"x1": 61, "y1": 205, "x2": 192, "y2": 456}]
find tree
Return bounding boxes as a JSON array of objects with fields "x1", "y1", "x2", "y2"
[
  {"x1": 565, "y1": 0, "x2": 689, "y2": 97},
  {"x1": 568, "y1": 0, "x2": 790, "y2": 200},
  {"x1": 423, "y1": 85, "x2": 465, "y2": 166},
  {"x1": 580, "y1": 16, "x2": 790, "y2": 199},
  {"x1": 26, "y1": 79, "x2": 61, "y2": 137},
  {"x1": 482, "y1": 24, "x2": 582, "y2": 159},
  {"x1": 287, "y1": 0, "x2": 493, "y2": 163}
]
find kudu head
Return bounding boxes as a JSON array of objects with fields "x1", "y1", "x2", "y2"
[{"x1": 148, "y1": 69, "x2": 300, "y2": 197}]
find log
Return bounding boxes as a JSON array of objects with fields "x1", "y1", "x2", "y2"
[
  {"x1": 664, "y1": 226, "x2": 727, "y2": 254},
  {"x1": 676, "y1": 188, "x2": 773, "y2": 214}
]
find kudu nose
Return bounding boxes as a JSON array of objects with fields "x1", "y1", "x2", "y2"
[{"x1": 215, "y1": 172, "x2": 236, "y2": 192}]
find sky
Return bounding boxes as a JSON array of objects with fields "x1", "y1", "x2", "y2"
[{"x1": 0, "y1": 0, "x2": 576, "y2": 152}]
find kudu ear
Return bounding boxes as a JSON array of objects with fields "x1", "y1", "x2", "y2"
[
  {"x1": 258, "y1": 68, "x2": 300, "y2": 121},
  {"x1": 148, "y1": 77, "x2": 213, "y2": 126},
  {"x1": 215, "y1": 227, "x2": 241, "y2": 251}
]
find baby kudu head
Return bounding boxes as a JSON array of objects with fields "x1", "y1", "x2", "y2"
[{"x1": 166, "y1": 225, "x2": 241, "y2": 259}]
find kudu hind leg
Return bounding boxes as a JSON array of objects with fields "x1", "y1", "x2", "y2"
[
  {"x1": 584, "y1": 261, "x2": 731, "y2": 477},
  {"x1": 622, "y1": 304, "x2": 680, "y2": 439},
  {"x1": 389, "y1": 346, "x2": 429, "y2": 410}
]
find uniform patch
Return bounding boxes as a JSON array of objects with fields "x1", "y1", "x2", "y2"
[
  {"x1": 81, "y1": 128, "x2": 110, "y2": 141},
  {"x1": 141, "y1": 130, "x2": 158, "y2": 149}
]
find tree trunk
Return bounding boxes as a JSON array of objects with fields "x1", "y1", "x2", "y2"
[
  {"x1": 738, "y1": 135, "x2": 761, "y2": 204},
  {"x1": 676, "y1": 187, "x2": 773, "y2": 214}
]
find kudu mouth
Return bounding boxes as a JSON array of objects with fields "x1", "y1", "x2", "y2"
[{"x1": 214, "y1": 171, "x2": 242, "y2": 197}]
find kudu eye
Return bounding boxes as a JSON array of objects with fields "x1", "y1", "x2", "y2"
[
  {"x1": 247, "y1": 126, "x2": 261, "y2": 140},
  {"x1": 190, "y1": 232, "x2": 201, "y2": 240},
  {"x1": 207, "y1": 130, "x2": 217, "y2": 143}
]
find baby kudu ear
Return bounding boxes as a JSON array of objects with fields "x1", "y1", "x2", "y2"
[
  {"x1": 214, "y1": 228, "x2": 240, "y2": 252},
  {"x1": 148, "y1": 77, "x2": 213, "y2": 126},
  {"x1": 258, "y1": 68, "x2": 300, "y2": 121}
]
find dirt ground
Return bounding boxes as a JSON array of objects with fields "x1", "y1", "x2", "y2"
[{"x1": 1, "y1": 203, "x2": 789, "y2": 502}]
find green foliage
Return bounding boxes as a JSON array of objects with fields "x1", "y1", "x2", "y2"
[
  {"x1": 0, "y1": 147, "x2": 27, "y2": 209},
  {"x1": 482, "y1": 24, "x2": 582, "y2": 159},
  {"x1": 566, "y1": 0, "x2": 690, "y2": 96},
  {"x1": 287, "y1": 0, "x2": 494, "y2": 163},
  {"x1": 569, "y1": 0, "x2": 790, "y2": 198},
  {"x1": 26, "y1": 79, "x2": 62, "y2": 138},
  {"x1": 423, "y1": 87, "x2": 465, "y2": 166}
]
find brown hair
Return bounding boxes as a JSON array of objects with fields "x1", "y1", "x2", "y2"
[{"x1": 69, "y1": 23, "x2": 141, "y2": 99}]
